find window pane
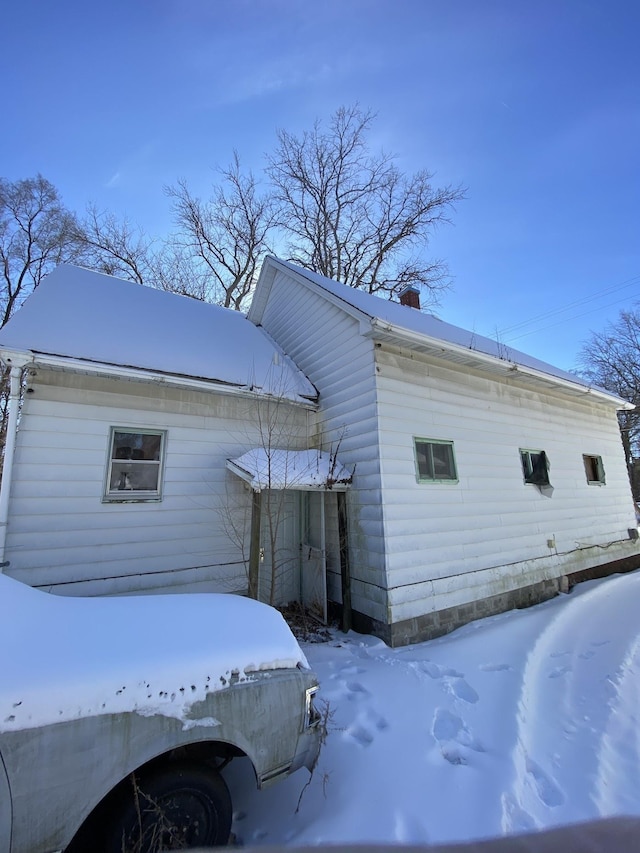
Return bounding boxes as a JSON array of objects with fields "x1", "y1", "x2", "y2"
[
  {"x1": 415, "y1": 439, "x2": 456, "y2": 481},
  {"x1": 109, "y1": 461, "x2": 160, "y2": 492},
  {"x1": 112, "y1": 431, "x2": 162, "y2": 461},
  {"x1": 415, "y1": 442, "x2": 434, "y2": 479},
  {"x1": 432, "y1": 443, "x2": 455, "y2": 479}
]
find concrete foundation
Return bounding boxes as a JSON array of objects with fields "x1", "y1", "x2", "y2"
[{"x1": 338, "y1": 552, "x2": 640, "y2": 648}]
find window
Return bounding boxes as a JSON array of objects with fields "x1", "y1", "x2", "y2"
[
  {"x1": 520, "y1": 449, "x2": 550, "y2": 486},
  {"x1": 414, "y1": 438, "x2": 457, "y2": 483},
  {"x1": 583, "y1": 454, "x2": 605, "y2": 485},
  {"x1": 104, "y1": 428, "x2": 166, "y2": 500}
]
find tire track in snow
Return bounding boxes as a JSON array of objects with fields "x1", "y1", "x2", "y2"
[
  {"x1": 502, "y1": 572, "x2": 640, "y2": 833},
  {"x1": 591, "y1": 632, "x2": 640, "y2": 815}
]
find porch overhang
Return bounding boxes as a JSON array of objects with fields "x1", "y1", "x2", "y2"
[{"x1": 226, "y1": 448, "x2": 353, "y2": 492}]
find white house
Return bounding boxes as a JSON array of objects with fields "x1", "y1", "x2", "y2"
[
  {"x1": 0, "y1": 260, "x2": 637, "y2": 645},
  {"x1": 0, "y1": 265, "x2": 344, "y2": 614},
  {"x1": 248, "y1": 257, "x2": 640, "y2": 644}
]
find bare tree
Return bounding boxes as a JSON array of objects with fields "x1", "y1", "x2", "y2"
[
  {"x1": 266, "y1": 105, "x2": 464, "y2": 306},
  {"x1": 75, "y1": 204, "x2": 155, "y2": 285},
  {"x1": 0, "y1": 175, "x2": 82, "y2": 328},
  {"x1": 76, "y1": 205, "x2": 228, "y2": 302},
  {"x1": 0, "y1": 175, "x2": 84, "y2": 455},
  {"x1": 150, "y1": 240, "x2": 213, "y2": 301},
  {"x1": 236, "y1": 383, "x2": 307, "y2": 608},
  {"x1": 167, "y1": 153, "x2": 277, "y2": 310},
  {"x1": 579, "y1": 308, "x2": 640, "y2": 496},
  {"x1": 252, "y1": 388, "x2": 303, "y2": 608}
]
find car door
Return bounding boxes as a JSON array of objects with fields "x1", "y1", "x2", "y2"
[{"x1": 0, "y1": 749, "x2": 12, "y2": 852}]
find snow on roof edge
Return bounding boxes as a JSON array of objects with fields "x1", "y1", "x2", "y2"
[
  {"x1": 227, "y1": 448, "x2": 353, "y2": 491},
  {"x1": 0, "y1": 265, "x2": 318, "y2": 407},
  {"x1": 262, "y1": 257, "x2": 626, "y2": 406}
]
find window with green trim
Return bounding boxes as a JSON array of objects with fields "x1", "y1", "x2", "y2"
[
  {"x1": 583, "y1": 454, "x2": 605, "y2": 485},
  {"x1": 414, "y1": 438, "x2": 457, "y2": 483},
  {"x1": 520, "y1": 449, "x2": 550, "y2": 486},
  {"x1": 104, "y1": 428, "x2": 166, "y2": 501}
]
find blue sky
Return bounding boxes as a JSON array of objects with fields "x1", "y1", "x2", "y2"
[{"x1": 2, "y1": 0, "x2": 638, "y2": 370}]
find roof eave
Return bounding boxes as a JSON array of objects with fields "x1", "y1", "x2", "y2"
[
  {"x1": 249, "y1": 257, "x2": 370, "y2": 328},
  {"x1": 225, "y1": 456, "x2": 352, "y2": 492},
  {"x1": 366, "y1": 319, "x2": 632, "y2": 410},
  {"x1": 0, "y1": 348, "x2": 318, "y2": 409}
]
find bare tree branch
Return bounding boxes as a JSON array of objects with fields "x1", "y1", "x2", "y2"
[
  {"x1": 0, "y1": 174, "x2": 82, "y2": 327},
  {"x1": 75, "y1": 204, "x2": 154, "y2": 285},
  {"x1": 0, "y1": 175, "x2": 86, "y2": 460},
  {"x1": 578, "y1": 307, "x2": 640, "y2": 497},
  {"x1": 166, "y1": 153, "x2": 277, "y2": 310},
  {"x1": 267, "y1": 105, "x2": 465, "y2": 307}
]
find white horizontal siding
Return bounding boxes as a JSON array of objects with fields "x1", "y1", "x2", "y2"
[
  {"x1": 5, "y1": 371, "x2": 307, "y2": 595},
  {"x1": 257, "y1": 270, "x2": 385, "y2": 621},
  {"x1": 375, "y1": 345, "x2": 638, "y2": 618},
  {"x1": 386, "y1": 538, "x2": 637, "y2": 623}
]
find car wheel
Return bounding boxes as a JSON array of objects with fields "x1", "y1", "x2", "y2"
[{"x1": 104, "y1": 761, "x2": 232, "y2": 852}]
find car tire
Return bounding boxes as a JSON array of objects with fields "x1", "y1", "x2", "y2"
[{"x1": 104, "y1": 761, "x2": 232, "y2": 852}]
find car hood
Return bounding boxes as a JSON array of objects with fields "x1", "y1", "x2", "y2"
[{"x1": 0, "y1": 574, "x2": 309, "y2": 732}]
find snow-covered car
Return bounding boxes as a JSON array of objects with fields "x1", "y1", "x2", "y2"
[{"x1": 0, "y1": 574, "x2": 321, "y2": 852}]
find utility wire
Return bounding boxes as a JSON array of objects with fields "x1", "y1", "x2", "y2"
[
  {"x1": 499, "y1": 273, "x2": 640, "y2": 338},
  {"x1": 504, "y1": 288, "x2": 640, "y2": 344}
]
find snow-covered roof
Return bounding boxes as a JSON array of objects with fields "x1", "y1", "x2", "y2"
[
  {"x1": 251, "y1": 257, "x2": 629, "y2": 407},
  {"x1": 0, "y1": 265, "x2": 318, "y2": 405},
  {"x1": 227, "y1": 448, "x2": 353, "y2": 491},
  {"x1": 0, "y1": 572, "x2": 308, "y2": 732}
]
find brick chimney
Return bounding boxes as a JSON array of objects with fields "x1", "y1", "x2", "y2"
[{"x1": 399, "y1": 283, "x2": 421, "y2": 310}]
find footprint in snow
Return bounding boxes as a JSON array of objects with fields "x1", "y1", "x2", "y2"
[
  {"x1": 345, "y1": 681, "x2": 370, "y2": 701},
  {"x1": 440, "y1": 746, "x2": 468, "y2": 765},
  {"x1": 341, "y1": 664, "x2": 366, "y2": 675},
  {"x1": 418, "y1": 662, "x2": 479, "y2": 703},
  {"x1": 343, "y1": 704, "x2": 388, "y2": 748},
  {"x1": 479, "y1": 663, "x2": 512, "y2": 672},
  {"x1": 441, "y1": 675, "x2": 479, "y2": 704},
  {"x1": 501, "y1": 793, "x2": 537, "y2": 834},
  {"x1": 433, "y1": 708, "x2": 463, "y2": 741},
  {"x1": 525, "y1": 756, "x2": 565, "y2": 807},
  {"x1": 365, "y1": 706, "x2": 389, "y2": 732},
  {"x1": 330, "y1": 663, "x2": 366, "y2": 680},
  {"x1": 432, "y1": 708, "x2": 484, "y2": 764},
  {"x1": 420, "y1": 661, "x2": 463, "y2": 679},
  {"x1": 345, "y1": 723, "x2": 375, "y2": 747},
  {"x1": 548, "y1": 665, "x2": 572, "y2": 679}
]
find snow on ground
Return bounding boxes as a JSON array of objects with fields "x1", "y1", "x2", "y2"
[{"x1": 226, "y1": 570, "x2": 640, "y2": 847}]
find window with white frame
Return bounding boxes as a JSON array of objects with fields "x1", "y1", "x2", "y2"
[
  {"x1": 104, "y1": 428, "x2": 166, "y2": 500},
  {"x1": 414, "y1": 438, "x2": 458, "y2": 483},
  {"x1": 520, "y1": 448, "x2": 550, "y2": 486},
  {"x1": 583, "y1": 454, "x2": 606, "y2": 485}
]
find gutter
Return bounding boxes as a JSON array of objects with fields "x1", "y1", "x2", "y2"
[
  {"x1": 368, "y1": 318, "x2": 631, "y2": 410},
  {"x1": 0, "y1": 350, "x2": 318, "y2": 410}
]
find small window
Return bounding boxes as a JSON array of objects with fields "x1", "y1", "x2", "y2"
[
  {"x1": 583, "y1": 454, "x2": 605, "y2": 485},
  {"x1": 520, "y1": 449, "x2": 550, "y2": 486},
  {"x1": 414, "y1": 438, "x2": 458, "y2": 483},
  {"x1": 104, "y1": 428, "x2": 166, "y2": 501}
]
